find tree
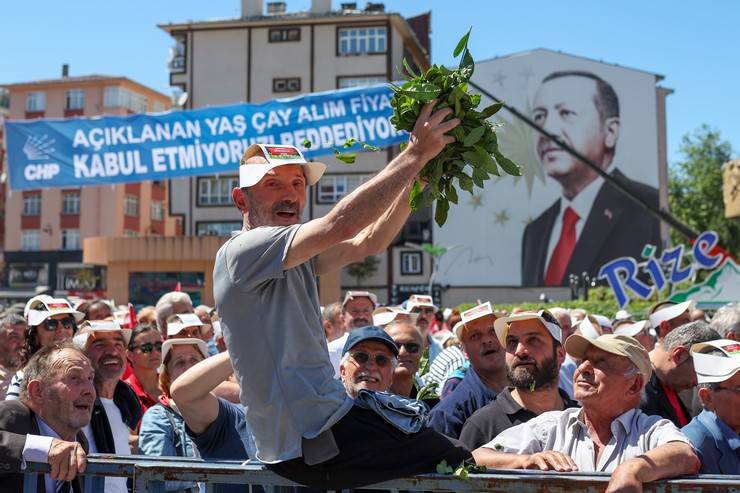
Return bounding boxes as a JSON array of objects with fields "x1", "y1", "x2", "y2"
[
  {"x1": 346, "y1": 255, "x2": 379, "y2": 286},
  {"x1": 669, "y1": 125, "x2": 738, "y2": 257}
]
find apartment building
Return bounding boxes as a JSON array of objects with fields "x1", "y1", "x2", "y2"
[
  {"x1": 1, "y1": 69, "x2": 178, "y2": 301},
  {"x1": 159, "y1": 0, "x2": 435, "y2": 304}
]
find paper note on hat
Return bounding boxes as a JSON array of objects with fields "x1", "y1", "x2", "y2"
[
  {"x1": 239, "y1": 143, "x2": 325, "y2": 188},
  {"x1": 462, "y1": 302, "x2": 494, "y2": 324},
  {"x1": 342, "y1": 290, "x2": 378, "y2": 308},
  {"x1": 407, "y1": 294, "x2": 437, "y2": 311}
]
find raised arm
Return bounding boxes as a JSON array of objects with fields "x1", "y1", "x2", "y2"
[
  {"x1": 284, "y1": 102, "x2": 458, "y2": 270},
  {"x1": 606, "y1": 442, "x2": 699, "y2": 492},
  {"x1": 170, "y1": 351, "x2": 234, "y2": 435}
]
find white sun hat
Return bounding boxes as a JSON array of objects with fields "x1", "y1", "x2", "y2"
[
  {"x1": 25, "y1": 295, "x2": 85, "y2": 327},
  {"x1": 406, "y1": 294, "x2": 438, "y2": 313},
  {"x1": 166, "y1": 313, "x2": 205, "y2": 338},
  {"x1": 73, "y1": 320, "x2": 132, "y2": 349},
  {"x1": 372, "y1": 306, "x2": 418, "y2": 327},
  {"x1": 648, "y1": 300, "x2": 693, "y2": 327},
  {"x1": 239, "y1": 144, "x2": 326, "y2": 188},
  {"x1": 493, "y1": 309, "x2": 562, "y2": 346},
  {"x1": 159, "y1": 338, "x2": 210, "y2": 372},
  {"x1": 342, "y1": 290, "x2": 379, "y2": 308},
  {"x1": 454, "y1": 301, "x2": 498, "y2": 339},
  {"x1": 690, "y1": 339, "x2": 740, "y2": 384},
  {"x1": 613, "y1": 320, "x2": 650, "y2": 338}
]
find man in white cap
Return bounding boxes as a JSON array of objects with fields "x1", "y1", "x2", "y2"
[
  {"x1": 213, "y1": 104, "x2": 470, "y2": 489},
  {"x1": 74, "y1": 321, "x2": 141, "y2": 493},
  {"x1": 649, "y1": 300, "x2": 693, "y2": 340},
  {"x1": 460, "y1": 310, "x2": 578, "y2": 450},
  {"x1": 473, "y1": 334, "x2": 699, "y2": 490},
  {"x1": 641, "y1": 321, "x2": 720, "y2": 427},
  {"x1": 681, "y1": 339, "x2": 740, "y2": 474},
  {"x1": 327, "y1": 290, "x2": 378, "y2": 375},
  {"x1": 166, "y1": 313, "x2": 205, "y2": 340},
  {"x1": 429, "y1": 302, "x2": 506, "y2": 439},
  {"x1": 614, "y1": 320, "x2": 654, "y2": 351},
  {"x1": 406, "y1": 294, "x2": 444, "y2": 364}
]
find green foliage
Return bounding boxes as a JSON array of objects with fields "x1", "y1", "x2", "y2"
[
  {"x1": 669, "y1": 125, "x2": 738, "y2": 256},
  {"x1": 415, "y1": 381, "x2": 438, "y2": 401},
  {"x1": 389, "y1": 28, "x2": 521, "y2": 227},
  {"x1": 346, "y1": 255, "x2": 379, "y2": 286},
  {"x1": 418, "y1": 346, "x2": 431, "y2": 376},
  {"x1": 435, "y1": 460, "x2": 486, "y2": 480}
]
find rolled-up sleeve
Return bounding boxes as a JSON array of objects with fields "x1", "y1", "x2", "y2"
[
  {"x1": 646, "y1": 418, "x2": 693, "y2": 449},
  {"x1": 481, "y1": 420, "x2": 543, "y2": 454}
]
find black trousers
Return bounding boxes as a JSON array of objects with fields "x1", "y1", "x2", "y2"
[{"x1": 267, "y1": 405, "x2": 472, "y2": 489}]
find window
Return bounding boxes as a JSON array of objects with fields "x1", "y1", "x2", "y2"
[
  {"x1": 124, "y1": 195, "x2": 139, "y2": 216},
  {"x1": 26, "y1": 92, "x2": 46, "y2": 112},
  {"x1": 62, "y1": 192, "x2": 80, "y2": 214},
  {"x1": 273, "y1": 78, "x2": 301, "y2": 93},
  {"x1": 401, "y1": 252, "x2": 423, "y2": 275},
  {"x1": 152, "y1": 101, "x2": 167, "y2": 113},
  {"x1": 104, "y1": 87, "x2": 147, "y2": 113},
  {"x1": 196, "y1": 222, "x2": 242, "y2": 237},
  {"x1": 65, "y1": 89, "x2": 85, "y2": 110},
  {"x1": 150, "y1": 201, "x2": 164, "y2": 221},
  {"x1": 338, "y1": 76, "x2": 387, "y2": 89},
  {"x1": 198, "y1": 176, "x2": 238, "y2": 206},
  {"x1": 317, "y1": 175, "x2": 366, "y2": 204},
  {"x1": 269, "y1": 27, "x2": 300, "y2": 42},
  {"x1": 168, "y1": 34, "x2": 187, "y2": 73},
  {"x1": 61, "y1": 229, "x2": 80, "y2": 250},
  {"x1": 338, "y1": 26, "x2": 387, "y2": 55},
  {"x1": 23, "y1": 194, "x2": 41, "y2": 215},
  {"x1": 123, "y1": 229, "x2": 139, "y2": 238},
  {"x1": 21, "y1": 231, "x2": 40, "y2": 251}
]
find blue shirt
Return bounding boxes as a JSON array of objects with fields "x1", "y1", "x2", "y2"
[
  {"x1": 682, "y1": 409, "x2": 740, "y2": 475},
  {"x1": 428, "y1": 366, "x2": 498, "y2": 439}
]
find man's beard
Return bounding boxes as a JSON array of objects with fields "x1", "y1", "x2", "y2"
[{"x1": 506, "y1": 352, "x2": 559, "y2": 391}]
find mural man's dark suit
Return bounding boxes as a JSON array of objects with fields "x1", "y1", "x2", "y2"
[
  {"x1": 521, "y1": 168, "x2": 661, "y2": 286},
  {"x1": 0, "y1": 399, "x2": 88, "y2": 493}
]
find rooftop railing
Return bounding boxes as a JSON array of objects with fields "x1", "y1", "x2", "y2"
[{"x1": 23, "y1": 455, "x2": 740, "y2": 492}]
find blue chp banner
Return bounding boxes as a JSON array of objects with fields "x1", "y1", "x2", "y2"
[{"x1": 4, "y1": 84, "x2": 405, "y2": 191}]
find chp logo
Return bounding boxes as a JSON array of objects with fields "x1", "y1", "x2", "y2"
[{"x1": 22, "y1": 134, "x2": 60, "y2": 181}]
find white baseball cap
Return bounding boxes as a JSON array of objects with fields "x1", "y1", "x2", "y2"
[
  {"x1": 372, "y1": 306, "x2": 417, "y2": 327},
  {"x1": 166, "y1": 313, "x2": 204, "y2": 338},
  {"x1": 453, "y1": 302, "x2": 498, "y2": 339},
  {"x1": 690, "y1": 339, "x2": 740, "y2": 384},
  {"x1": 613, "y1": 320, "x2": 650, "y2": 338},
  {"x1": 406, "y1": 294, "x2": 438, "y2": 313},
  {"x1": 342, "y1": 290, "x2": 378, "y2": 308},
  {"x1": 493, "y1": 309, "x2": 562, "y2": 346},
  {"x1": 25, "y1": 295, "x2": 85, "y2": 327},
  {"x1": 239, "y1": 144, "x2": 326, "y2": 188},
  {"x1": 159, "y1": 338, "x2": 209, "y2": 372},
  {"x1": 73, "y1": 320, "x2": 132, "y2": 349},
  {"x1": 649, "y1": 300, "x2": 693, "y2": 327}
]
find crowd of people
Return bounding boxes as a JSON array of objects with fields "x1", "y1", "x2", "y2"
[{"x1": 0, "y1": 101, "x2": 738, "y2": 492}]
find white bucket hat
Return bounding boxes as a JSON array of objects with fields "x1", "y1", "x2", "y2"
[
  {"x1": 239, "y1": 144, "x2": 326, "y2": 188},
  {"x1": 25, "y1": 295, "x2": 85, "y2": 327}
]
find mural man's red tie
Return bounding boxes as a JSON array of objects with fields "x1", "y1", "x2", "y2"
[{"x1": 544, "y1": 206, "x2": 580, "y2": 286}]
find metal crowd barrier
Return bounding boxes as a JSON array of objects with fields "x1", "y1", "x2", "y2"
[{"x1": 23, "y1": 454, "x2": 740, "y2": 492}]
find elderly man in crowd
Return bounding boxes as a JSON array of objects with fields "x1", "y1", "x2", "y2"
[
  {"x1": 339, "y1": 326, "x2": 397, "y2": 397},
  {"x1": 641, "y1": 322, "x2": 720, "y2": 427},
  {"x1": 711, "y1": 303, "x2": 740, "y2": 342},
  {"x1": 194, "y1": 304, "x2": 220, "y2": 356},
  {"x1": 155, "y1": 291, "x2": 194, "y2": 337},
  {"x1": 407, "y1": 295, "x2": 444, "y2": 364},
  {"x1": 614, "y1": 319, "x2": 655, "y2": 352},
  {"x1": 166, "y1": 313, "x2": 205, "y2": 340},
  {"x1": 328, "y1": 291, "x2": 378, "y2": 375},
  {"x1": 0, "y1": 342, "x2": 94, "y2": 493},
  {"x1": 74, "y1": 321, "x2": 142, "y2": 493},
  {"x1": 323, "y1": 302, "x2": 346, "y2": 343},
  {"x1": 473, "y1": 334, "x2": 699, "y2": 490},
  {"x1": 429, "y1": 302, "x2": 507, "y2": 439},
  {"x1": 460, "y1": 310, "x2": 578, "y2": 449},
  {"x1": 0, "y1": 312, "x2": 26, "y2": 400},
  {"x1": 682, "y1": 339, "x2": 740, "y2": 474},
  {"x1": 649, "y1": 300, "x2": 693, "y2": 340},
  {"x1": 384, "y1": 321, "x2": 424, "y2": 398}
]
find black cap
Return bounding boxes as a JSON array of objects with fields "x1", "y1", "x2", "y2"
[{"x1": 342, "y1": 326, "x2": 399, "y2": 356}]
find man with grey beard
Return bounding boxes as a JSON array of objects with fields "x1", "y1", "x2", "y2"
[{"x1": 460, "y1": 310, "x2": 578, "y2": 450}]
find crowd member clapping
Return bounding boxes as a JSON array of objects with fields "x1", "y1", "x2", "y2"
[
  {"x1": 0, "y1": 312, "x2": 27, "y2": 399},
  {"x1": 473, "y1": 334, "x2": 700, "y2": 490},
  {"x1": 6, "y1": 295, "x2": 84, "y2": 400},
  {"x1": 125, "y1": 324, "x2": 163, "y2": 414},
  {"x1": 0, "y1": 342, "x2": 94, "y2": 493},
  {"x1": 139, "y1": 338, "x2": 209, "y2": 493}
]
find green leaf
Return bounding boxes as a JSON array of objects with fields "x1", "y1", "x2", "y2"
[
  {"x1": 362, "y1": 142, "x2": 380, "y2": 152},
  {"x1": 474, "y1": 145, "x2": 499, "y2": 176},
  {"x1": 454, "y1": 464, "x2": 470, "y2": 481},
  {"x1": 415, "y1": 381, "x2": 439, "y2": 401},
  {"x1": 409, "y1": 180, "x2": 423, "y2": 210},
  {"x1": 393, "y1": 83, "x2": 441, "y2": 103},
  {"x1": 459, "y1": 49, "x2": 475, "y2": 81},
  {"x1": 463, "y1": 126, "x2": 486, "y2": 147},
  {"x1": 402, "y1": 57, "x2": 418, "y2": 78},
  {"x1": 302, "y1": 138, "x2": 312, "y2": 149},
  {"x1": 458, "y1": 174, "x2": 474, "y2": 193},
  {"x1": 343, "y1": 138, "x2": 358, "y2": 148},
  {"x1": 418, "y1": 347, "x2": 431, "y2": 376},
  {"x1": 494, "y1": 149, "x2": 523, "y2": 176},
  {"x1": 446, "y1": 182, "x2": 459, "y2": 204},
  {"x1": 453, "y1": 27, "x2": 472, "y2": 58},
  {"x1": 435, "y1": 198, "x2": 450, "y2": 227},
  {"x1": 481, "y1": 102, "x2": 504, "y2": 118},
  {"x1": 436, "y1": 460, "x2": 454, "y2": 475},
  {"x1": 333, "y1": 148, "x2": 356, "y2": 164}
]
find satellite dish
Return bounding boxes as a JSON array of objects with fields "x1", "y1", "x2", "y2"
[{"x1": 176, "y1": 91, "x2": 189, "y2": 108}]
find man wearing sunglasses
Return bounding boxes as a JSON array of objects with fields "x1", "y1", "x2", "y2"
[
  {"x1": 384, "y1": 321, "x2": 424, "y2": 399},
  {"x1": 682, "y1": 339, "x2": 740, "y2": 474},
  {"x1": 339, "y1": 327, "x2": 397, "y2": 398},
  {"x1": 214, "y1": 103, "x2": 471, "y2": 489}
]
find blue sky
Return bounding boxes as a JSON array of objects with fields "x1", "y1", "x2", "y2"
[{"x1": 2, "y1": 0, "x2": 737, "y2": 165}]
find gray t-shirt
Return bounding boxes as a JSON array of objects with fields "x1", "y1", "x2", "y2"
[{"x1": 213, "y1": 225, "x2": 352, "y2": 463}]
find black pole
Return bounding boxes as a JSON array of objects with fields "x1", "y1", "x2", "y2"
[{"x1": 467, "y1": 80, "x2": 698, "y2": 240}]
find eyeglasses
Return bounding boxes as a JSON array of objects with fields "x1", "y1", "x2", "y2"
[
  {"x1": 397, "y1": 342, "x2": 421, "y2": 354},
  {"x1": 42, "y1": 318, "x2": 76, "y2": 332},
  {"x1": 349, "y1": 351, "x2": 392, "y2": 367},
  {"x1": 412, "y1": 307, "x2": 434, "y2": 315},
  {"x1": 133, "y1": 341, "x2": 163, "y2": 354}
]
